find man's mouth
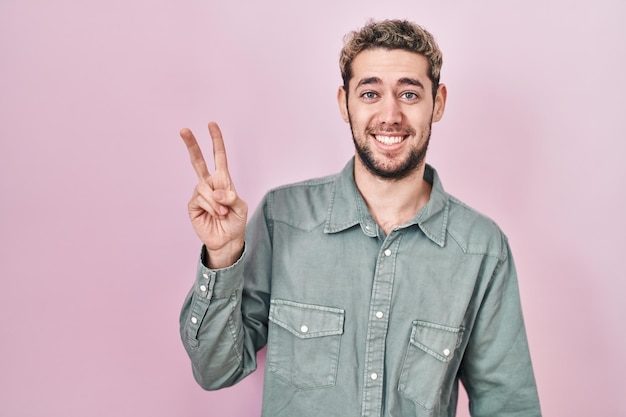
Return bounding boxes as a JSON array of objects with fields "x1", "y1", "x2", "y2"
[{"x1": 374, "y1": 134, "x2": 405, "y2": 145}]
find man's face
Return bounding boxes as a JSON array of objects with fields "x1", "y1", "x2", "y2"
[{"x1": 338, "y1": 48, "x2": 446, "y2": 180}]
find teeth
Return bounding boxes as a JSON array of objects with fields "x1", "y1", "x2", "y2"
[{"x1": 375, "y1": 135, "x2": 404, "y2": 145}]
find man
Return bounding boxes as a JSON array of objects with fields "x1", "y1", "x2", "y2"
[{"x1": 178, "y1": 19, "x2": 541, "y2": 417}]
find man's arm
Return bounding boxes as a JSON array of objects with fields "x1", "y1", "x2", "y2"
[
  {"x1": 460, "y1": 237, "x2": 542, "y2": 416},
  {"x1": 178, "y1": 123, "x2": 269, "y2": 389}
]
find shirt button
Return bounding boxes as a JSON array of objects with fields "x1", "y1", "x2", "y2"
[
  {"x1": 191, "y1": 317, "x2": 198, "y2": 324},
  {"x1": 200, "y1": 285, "x2": 207, "y2": 292},
  {"x1": 300, "y1": 325, "x2": 309, "y2": 333},
  {"x1": 384, "y1": 249, "x2": 392, "y2": 257},
  {"x1": 202, "y1": 273, "x2": 209, "y2": 279},
  {"x1": 370, "y1": 373, "x2": 378, "y2": 381},
  {"x1": 375, "y1": 311, "x2": 384, "y2": 319},
  {"x1": 443, "y1": 348, "x2": 451, "y2": 356}
]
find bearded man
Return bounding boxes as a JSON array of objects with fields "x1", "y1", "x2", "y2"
[{"x1": 178, "y1": 19, "x2": 542, "y2": 417}]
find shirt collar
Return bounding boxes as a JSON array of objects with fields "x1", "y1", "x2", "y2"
[{"x1": 324, "y1": 158, "x2": 449, "y2": 247}]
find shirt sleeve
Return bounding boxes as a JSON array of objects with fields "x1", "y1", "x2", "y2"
[
  {"x1": 179, "y1": 198, "x2": 272, "y2": 390},
  {"x1": 460, "y1": 235, "x2": 542, "y2": 417}
]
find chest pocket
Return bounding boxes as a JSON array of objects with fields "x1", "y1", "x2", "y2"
[
  {"x1": 399, "y1": 320, "x2": 464, "y2": 410},
  {"x1": 268, "y1": 299, "x2": 344, "y2": 389}
]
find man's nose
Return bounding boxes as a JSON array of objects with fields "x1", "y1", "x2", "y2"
[{"x1": 378, "y1": 97, "x2": 402, "y2": 125}]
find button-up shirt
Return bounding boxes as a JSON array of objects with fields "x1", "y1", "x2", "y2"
[{"x1": 180, "y1": 159, "x2": 541, "y2": 417}]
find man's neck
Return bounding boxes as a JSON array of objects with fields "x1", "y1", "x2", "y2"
[{"x1": 354, "y1": 158, "x2": 432, "y2": 235}]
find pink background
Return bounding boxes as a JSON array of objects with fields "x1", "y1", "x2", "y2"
[{"x1": 1, "y1": 1, "x2": 625, "y2": 416}]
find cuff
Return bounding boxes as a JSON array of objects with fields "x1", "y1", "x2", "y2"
[{"x1": 194, "y1": 243, "x2": 246, "y2": 300}]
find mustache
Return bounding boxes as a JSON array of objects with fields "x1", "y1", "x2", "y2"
[{"x1": 365, "y1": 125, "x2": 417, "y2": 136}]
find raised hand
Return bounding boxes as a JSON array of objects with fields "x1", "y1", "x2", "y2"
[{"x1": 180, "y1": 122, "x2": 248, "y2": 269}]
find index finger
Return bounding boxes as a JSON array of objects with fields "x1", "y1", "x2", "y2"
[
  {"x1": 208, "y1": 122, "x2": 230, "y2": 173},
  {"x1": 180, "y1": 127, "x2": 210, "y2": 180}
]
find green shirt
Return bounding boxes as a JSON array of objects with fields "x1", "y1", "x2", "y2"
[{"x1": 180, "y1": 159, "x2": 541, "y2": 417}]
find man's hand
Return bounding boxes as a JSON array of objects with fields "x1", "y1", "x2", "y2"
[{"x1": 180, "y1": 122, "x2": 248, "y2": 269}]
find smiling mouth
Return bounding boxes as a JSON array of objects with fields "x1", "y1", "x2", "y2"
[{"x1": 374, "y1": 134, "x2": 405, "y2": 145}]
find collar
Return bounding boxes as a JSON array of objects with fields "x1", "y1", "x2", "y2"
[{"x1": 323, "y1": 158, "x2": 449, "y2": 247}]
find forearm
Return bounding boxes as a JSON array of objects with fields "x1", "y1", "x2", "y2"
[
  {"x1": 179, "y1": 246, "x2": 258, "y2": 390},
  {"x1": 205, "y1": 239, "x2": 245, "y2": 269},
  {"x1": 180, "y1": 197, "x2": 273, "y2": 391}
]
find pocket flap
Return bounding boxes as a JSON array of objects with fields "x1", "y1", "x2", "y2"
[
  {"x1": 269, "y1": 299, "x2": 344, "y2": 339},
  {"x1": 410, "y1": 320, "x2": 464, "y2": 362}
]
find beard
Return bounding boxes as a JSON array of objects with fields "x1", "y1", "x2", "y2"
[{"x1": 348, "y1": 110, "x2": 432, "y2": 181}]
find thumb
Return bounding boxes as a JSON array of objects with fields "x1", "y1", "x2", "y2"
[
  {"x1": 213, "y1": 189, "x2": 247, "y2": 216},
  {"x1": 214, "y1": 189, "x2": 226, "y2": 202}
]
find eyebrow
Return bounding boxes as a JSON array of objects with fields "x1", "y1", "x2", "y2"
[
  {"x1": 355, "y1": 76, "x2": 425, "y2": 90},
  {"x1": 398, "y1": 77, "x2": 425, "y2": 90},
  {"x1": 355, "y1": 77, "x2": 382, "y2": 88}
]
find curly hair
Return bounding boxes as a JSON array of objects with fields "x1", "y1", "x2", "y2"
[{"x1": 340, "y1": 19, "x2": 443, "y2": 99}]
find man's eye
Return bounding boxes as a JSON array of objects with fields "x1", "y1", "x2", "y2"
[
  {"x1": 402, "y1": 92, "x2": 419, "y2": 100},
  {"x1": 362, "y1": 91, "x2": 378, "y2": 100}
]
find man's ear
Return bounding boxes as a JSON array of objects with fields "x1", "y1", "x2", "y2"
[
  {"x1": 337, "y1": 86, "x2": 349, "y2": 123},
  {"x1": 432, "y1": 83, "x2": 447, "y2": 122}
]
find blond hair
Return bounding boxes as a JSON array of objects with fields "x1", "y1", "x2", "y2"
[{"x1": 340, "y1": 19, "x2": 443, "y2": 98}]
